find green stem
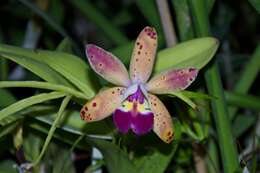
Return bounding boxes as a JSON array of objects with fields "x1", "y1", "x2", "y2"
[
  {"x1": 189, "y1": 0, "x2": 239, "y2": 172},
  {"x1": 0, "y1": 81, "x2": 88, "y2": 99},
  {"x1": 33, "y1": 95, "x2": 71, "y2": 165}
]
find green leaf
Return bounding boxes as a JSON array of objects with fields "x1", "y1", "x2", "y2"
[
  {"x1": 86, "y1": 138, "x2": 138, "y2": 173},
  {"x1": 39, "y1": 50, "x2": 97, "y2": 97},
  {"x1": 232, "y1": 114, "x2": 256, "y2": 138},
  {"x1": 0, "y1": 81, "x2": 88, "y2": 99},
  {"x1": 0, "y1": 91, "x2": 66, "y2": 126},
  {"x1": 154, "y1": 37, "x2": 219, "y2": 72},
  {"x1": 248, "y1": 0, "x2": 260, "y2": 13},
  {"x1": 168, "y1": 92, "x2": 197, "y2": 109},
  {"x1": 0, "y1": 51, "x2": 71, "y2": 86},
  {"x1": 0, "y1": 44, "x2": 98, "y2": 97}
]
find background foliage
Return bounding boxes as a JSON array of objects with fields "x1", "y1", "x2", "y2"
[{"x1": 0, "y1": 0, "x2": 259, "y2": 173}]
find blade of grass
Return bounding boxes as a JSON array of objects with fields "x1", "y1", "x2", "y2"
[
  {"x1": 0, "y1": 91, "x2": 66, "y2": 125},
  {"x1": 188, "y1": 0, "x2": 239, "y2": 172},
  {"x1": 229, "y1": 45, "x2": 260, "y2": 119},
  {"x1": 69, "y1": 0, "x2": 128, "y2": 45},
  {"x1": 33, "y1": 95, "x2": 71, "y2": 165},
  {"x1": 0, "y1": 81, "x2": 88, "y2": 99}
]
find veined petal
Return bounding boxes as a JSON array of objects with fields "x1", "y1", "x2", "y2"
[
  {"x1": 146, "y1": 68, "x2": 198, "y2": 94},
  {"x1": 148, "y1": 94, "x2": 174, "y2": 143},
  {"x1": 86, "y1": 44, "x2": 130, "y2": 86},
  {"x1": 130, "y1": 26, "x2": 158, "y2": 83},
  {"x1": 80, "y1": 87, "x2": 126, "y2": 122}
]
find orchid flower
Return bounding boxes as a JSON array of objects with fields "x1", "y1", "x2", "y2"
[{"x1": 80, "y1": 26, "x2": 198, "y2": 143}]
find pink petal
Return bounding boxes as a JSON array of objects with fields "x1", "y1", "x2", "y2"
[
  {"x1": 129, "y1": 26, "x2": 158, "y2": 83},
  {"x1": 148, "y1": 94, "x2": 174, "y2": 143},
  {"x1": 86, "y1": 44, "x2": 130, "y2": 86},
  {"x1": 80, "y1": 87, "x2": 126, "y2": 122},
  {"x1": 146, "y1": 68, "x2": 198, "y2": 94}
]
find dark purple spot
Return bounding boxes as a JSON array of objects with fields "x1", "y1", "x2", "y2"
[{"x1": 92, "y1": 102, "x2": 97, "y2": 107}]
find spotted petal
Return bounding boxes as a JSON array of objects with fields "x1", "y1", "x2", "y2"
[
  {"x1": 148, "y1": 94, "x2": 174, "y2": 143},
  {"x1": 86, "y1": 44, "x2": 130, "y2": 86},
  {"x1": 80, "y1": 87, "x2": 126, "y2": 122},
  {"x1": 146, "y1": 68, "x2": 198, "y2": 94},
  {"x1": 130, "y1": 26, "x2": 158, "y2": 83}
]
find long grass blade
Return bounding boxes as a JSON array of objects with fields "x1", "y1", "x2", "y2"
[{"x1": 33, "y1": 95, "x2": 71, "y2": 165}]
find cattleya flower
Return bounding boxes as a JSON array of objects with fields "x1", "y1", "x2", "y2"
[{"x1": 80, "y1": 26, "x2": 198, "y2": 143}]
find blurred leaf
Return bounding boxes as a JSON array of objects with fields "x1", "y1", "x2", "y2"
[
  {"x1": 225, "y1": 91, "x2": 260, "y2": 111},
  {"x1": 248, "y1": 0, "x2": 260, "y2": 13},
  {"x1": 0, "y1": 122, "x2": 19, "y2": 139},
  {"x1": 0, "y1": 160, "x2": 17, "y2": 173},
  {"x1": 46, "y1": 143, "x2": 76, "y2": 173},
  {"x1": 232, "y1": 114, "x2": 256, "y2": 138},
  {"x1": 70, "y1": 0, "x2": 128, "y2": 45},
  {"x1": 171, "y1": 0, "x2": 195, "y2": 41},
  {"x1": 0, "y1": 91, "x2": 66, "y2": 126},
  {"x1": 87, "y1": 138, "x2": 138, "y2": 173},
  {"x1": 205, "y1": 0, "x2": 215, "y2": 14},
  {"x1": 56, "y1": 38, "x2": 73, "y2": 53},
  {"x1": 134, "y1": 120, "x2": 181, "y2": 173},
  {"x1": 155, "y1": 37, "x2": 219, "y2": 72},
  {"x1": 17, "y1": 0, "x2": 68, "y2": 37},
  {"x1": 229, "y1": 44, "x2": 260, "y2": 119},
  {"x1": 0, "y1": 89, "x2": 16, "y2": 107},
  {"x1": 136, "y1": 0, "x2": 161, "y2": 30},
  {"x1": 23, "y1": 133, "x2": 42, "y2": 162}
]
